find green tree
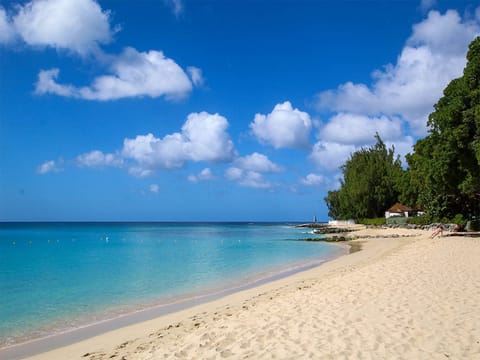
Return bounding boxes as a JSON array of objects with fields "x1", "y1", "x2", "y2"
[
  {"x1": 325, "y1": 134, "x2": 403, "y2": 220},
  {"x1": 407, "y1": 37, "x2": 480, "y2": 220}
]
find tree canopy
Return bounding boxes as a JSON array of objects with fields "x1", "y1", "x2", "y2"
[
  {"x1": 406, "y1": 36, "x2": 480, "y2": 220},
  {"x1": 325, "y1": 134, "x2": 403, "y2": 220},
  {"x1": 325, "y1": 36, "x2": 480, "y2": 222}
]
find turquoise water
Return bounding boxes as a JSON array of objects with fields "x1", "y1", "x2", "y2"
[{"x1": 0, "y1": 222, "x2": 340, "y2": 347}]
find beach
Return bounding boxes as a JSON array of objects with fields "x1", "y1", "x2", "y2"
[{"x1": 8, "y1": 227, "x2": 480, "y2": 359}]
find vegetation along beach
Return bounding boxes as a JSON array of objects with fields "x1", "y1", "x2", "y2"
[{"x1": 1, "y1": 1, "x2": 480, "y2": 359}]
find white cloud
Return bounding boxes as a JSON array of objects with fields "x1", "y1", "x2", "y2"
[
  {"x1": 35, "y1": 47, "x2": 193, "y2": 100},
  {"x1": 164, "y1": 0, "x2": 183, "y2": 17},
  {"x1": 225, "y1": 168, "x2": 272, "y2": 189},
  {"x1": 149, "y1": 184, "x2": 159, "y2": 193},
  {"x1": 310, "y1": 135, "x2": 414, "y2": 172},
  {"x1": 237, "y1": 171, "x2": 272, "y2": 189},
  {"x1": 182, "y1": 112, "x2": 235, "y2": 162},
  {"x1": 0, "y1": 7, "x2": 15, "y2": 44},
  {"x1": 122, "y1": 133, "x2": 187, "y2": 171},
  {"x1": 319, "y1": 113, "x2": 403, "y2": 145},
  {"x1": 187, "y1": 66, "x2": 204, "y2": 87},
  {"x1": 315, "y1": 9, "x2": 480, "y2": 135},
  {"x1": 76, "y1": 150, "x2": 123, "y2": 167},
  {"x1": 35, "y1": 68, "x2": 75, "y2": 97},
  {"x1": 128, "y1": 167, "x2": 153, "y2": 178},
  {"x1": 37, "y1": 160, "x2": 62, "y2": 174},
  {"x1": 4, "y1": 1, "x2": 199, "y2": 103},
  {"x1": 250, "y1": 101, "x2": 312, "y2": 149},
  {"x1": 309, "y1": 141, "x2": 356, "y2": 171},
  {"x1": 420, "y1": 0, "x2": 436, "y2": 13},
  {"x1": 234, "y1": 152, "x2": 283, "y2": 173},
  {"x1": 225, "y1": 167, "x2": 243, "y2": 181},
  {"x1": 385, "y1": 136, "x2": 415, "y2": 163},
  {"x1": 300, "y1": 173, "x2": 325, "y2": 187},
  {"x1": 188, "y1": 168, "x2": 214, "y2": 182},
  {"x1": 198, "y1": 168, "x2": 214, "y2": 180},
  {"x1": 70, "y1": 112, "x2": 233, "y2": 177},
  {"x1": 225, "y1": 153, "x2": 281, "y2": 189},
  {"x1": 13, "y1": 0, "x2": 116, "y2": 56},
  {"x1": 121, "y1": 112, "x2": 235, "y2": 175}
]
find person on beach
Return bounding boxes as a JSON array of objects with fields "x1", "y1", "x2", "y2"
[{"x1": 431, "y1": 226, "x2": 443, "y2": 238}]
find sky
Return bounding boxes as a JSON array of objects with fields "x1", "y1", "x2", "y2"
[{"x1": 1, "y1": 0, "x2": 480, "y2": 222}]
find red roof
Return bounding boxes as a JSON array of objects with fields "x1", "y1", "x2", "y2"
[{"x1": 387, "y1": 203, "x2": 413, "y2": 213}]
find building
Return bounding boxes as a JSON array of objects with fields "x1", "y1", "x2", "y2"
[{"x1": 385, "y1": 203, "x2": 424, "y2": 219}]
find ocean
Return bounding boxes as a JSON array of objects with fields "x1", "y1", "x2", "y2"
[{"x1": 0, "y1": 222, "x2": 342, "y2": 348}]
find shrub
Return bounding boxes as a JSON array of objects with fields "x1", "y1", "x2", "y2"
[
  {"x1": 406, "y1": 215, "x2": 430, "y2": 225},
  {"x1": 386, "y1": 216, "x2": 407, "y2": 225},
  {"x1": 359, "y1": 218, "x2": 386, "y2": 226},
  {"x1": 451, "y1": 214, "x2": 466, "y2": 226}
]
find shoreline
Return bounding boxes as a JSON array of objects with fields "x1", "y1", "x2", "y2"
[
  {"x1": 10, "y1": 227, "x2": 415, "y2": 360},
  {"x1": 8, "y1": 226, "x2": 480, "y2": 359},
  {"x1": 0, "y1": 241, "x2": 349, "y2": 360}
]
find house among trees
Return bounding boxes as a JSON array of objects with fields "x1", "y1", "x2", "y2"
[{"x1": 385, "y1": 203, "x2": 424, "y2": 219}]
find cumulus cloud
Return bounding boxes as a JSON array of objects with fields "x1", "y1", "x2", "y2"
[
  {"x1": 121, "y1": 112, "x2": 235, "y2": 176},
  {"x1": 225, "y1": 153, "x2": 282, "y2": 189},
  {"x1": 385, "y1": 136, "x2": 415, "y2": 162},
  {"x1": 182, "y1": 112, "x2": 235, "y2": 162},
  {"x1": 128, "y1": 167, "x2": 153, "y2": 178},
  {"x1": 315, "y1": 9, "x2": 480, "y2": 135},
  {"x1": 37, "y1": 160, "x2": 62, "y2": 174},
  {"x1": 310, "y1": 134, "x2": 414, "y2": 172},
  {"x1": 250, "y1": 101, "x2": 312, "y2": 149},
  {"x1": 35, "y1": 68, "x2": 75, "y2": 96},
  {"x1": 225, "y1": 168, "x2": 271, "y2": 189},
  {"x1": 12, "y1": 0, "x2": 116, "y2": 56},
  {"x1": 187, "y1": 66, "x2": 204, "y2": 87},
  {"x1": 236, "y1": 171, "x2": 272, "y2": 189},
  {"x1": 234, "y1": 152, "x2": 283, "y2": 173},
  {"x1": 3, "y1": 0, "x2": 199, "y2": 102},
  {"x1": 420, "y1": 0, "x2": 436, "y2": 13},
  {"x1": 225, "y1": 167, "x2": 243, "y2": 181},
  {"x1": 35, "y1": 47, "x2": 193, "y2": 100},
  {"x1": 0, "y1": 7, "x2": 15, "y2": 44},
  {"x1": 68, "y1": 112, "x2": 233, "y2": 177},
  {"x1": 149, "y1": 184, "x2": 159, "y2": 193},
  {"x1": 76, "y1": 150, "x2": 123, "y2": 167},
  {"x1": 300, "y1": 173, "x2": 325, "y2": 187},
  {"x1": 188, "y1": 168, "x2": 214, "y2": 182},
  {"x1": 319, "y1": 113, "x2": 403, "y2": 145},
  {"x1": 309, "y1": 141, "x2": 356, "y2": 171}
]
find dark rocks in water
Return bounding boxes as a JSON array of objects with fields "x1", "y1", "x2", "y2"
[
  {"x1": 303, "y1": 236, "x2": 349, "y2": 242},
  {"x1": 294, "y1": 223, "x2": 354, "y2": 234},
  {"x1": 313, "y1": 227, "x2": 352, "y2": 234},
  {"x1": 294, "y1": 223, "x2": 327, "y2": 229}
]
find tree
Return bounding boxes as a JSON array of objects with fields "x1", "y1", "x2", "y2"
[
  {"x1": 406, "y1": 36, "x2": 480, "y2": 220},
  {"x1": 325, "y1": 134, "x2": 403, "y2": 220}
]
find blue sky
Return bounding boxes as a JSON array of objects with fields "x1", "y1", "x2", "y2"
[{"x1": 1, "y1": 0, "x2": 479, "y2": 222}]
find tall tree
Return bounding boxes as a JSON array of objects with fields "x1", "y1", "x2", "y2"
[
  {"x1": 407, "y1": 36, "x2": 480, "y2": 220},
  {"x1": 325, "y1": 134, "x2": 403, "y2": 220}
]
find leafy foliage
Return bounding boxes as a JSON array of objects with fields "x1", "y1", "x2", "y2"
[
  {"x1": 359, "y1": 218, "x2": 386, "y2": 226},
  {"x1": 325, "y1": 134, "x2": 403, "y2": 220},
  {"x1": 406, "y1": 215, "x2": 430, "y2": 226},
  {"x1": 406, "y1": 37, "x2": 480, "y2": 220},
  {"x1": 324, "y1": 37, "x2": 480, "y2": 222}
]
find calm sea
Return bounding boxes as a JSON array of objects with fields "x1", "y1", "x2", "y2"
[{"x1": 0, "y1": 222, "x2": 341, "y2": 348}]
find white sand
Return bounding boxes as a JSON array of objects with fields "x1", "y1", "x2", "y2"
[{"x1": 15, "y1": 228, "x2": 480, "y2": 359}]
